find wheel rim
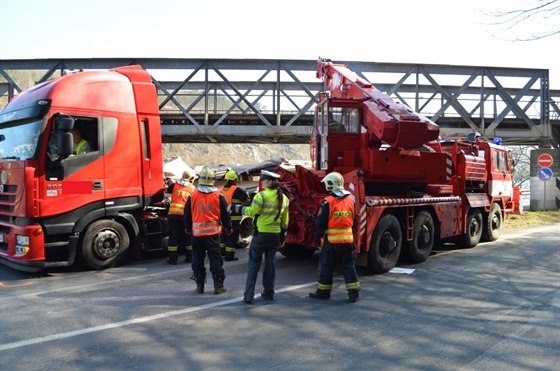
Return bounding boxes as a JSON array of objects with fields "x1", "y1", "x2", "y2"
[
  {"x1": 380, "y1": 231, "x2": 397, "y2": 257},
  {"x1": 469, "y1": 216, "x2": 480, "y2": 237},
  {"x1": 491, "y1": 212, "x2": 501, "y2": 230},
  {"x1": 92, "y1": 229, "x2": 121, "y2": 260},
  {"x1": 418, "y1": 224, "x2": 431, "y2": 248}
]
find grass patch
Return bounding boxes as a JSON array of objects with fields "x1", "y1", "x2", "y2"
[{"x1": 503, "y1": 209, "x2": 560, "y2": 230}]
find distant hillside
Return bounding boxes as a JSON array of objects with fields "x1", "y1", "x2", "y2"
[{"x1": 163, "y1": 143, "x2": 310, "y2": 167}]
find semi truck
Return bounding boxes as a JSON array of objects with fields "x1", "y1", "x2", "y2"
[
  {"x1": 0, "y1": 65, "x2": 167, "y2": 272},
  {"x1": 277, "y1": 59, "x2": 519, "y2": 272}
]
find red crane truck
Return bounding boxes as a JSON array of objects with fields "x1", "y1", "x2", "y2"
[
  {"x1": 277, "y1": 59, "x2": 519, "y2": 273},
  {"x1": 0, "y1": 65, "x2": 167, "y2": 272}
]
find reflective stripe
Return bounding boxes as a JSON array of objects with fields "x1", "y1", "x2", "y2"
[
  {"x1": 317, "y1": 283, "x2": 333, "y2": 290},
  {"x1": 345, "y1": 281, "x2": 360, "y2": 290},
  {"x1": 168, "y1": 245, "x2": 178, "y2": 252}
]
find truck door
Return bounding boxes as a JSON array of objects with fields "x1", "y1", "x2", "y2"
[
  {"x1": 43, "y1": 114, "x2": 106, "y2": 217},
  {"x1": 488, "y1": 147, "x2": 513, "y2": 198}
]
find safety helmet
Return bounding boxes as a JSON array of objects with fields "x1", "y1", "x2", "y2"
[
  {"x1": 197, "y1": 166, "x2": 216, "y2": 186},
  {"x1": 321, "y1": 172, "x2": 344, "y2": 192},
  {"x1": 182, "y1": 168, "x2": 197, "y2": 182},
  {"x1": 225, "y1": 169, "x2": 238, "y2": 181}
]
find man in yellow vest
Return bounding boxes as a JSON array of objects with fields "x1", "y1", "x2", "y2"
[
  {"x1": 309, "y1": 172, "x2": 360, "y2": 303},
  {"x1": 220, "y1": 170, "x2": 249, "y2": 261},
  {"x1": 232, "y1": 170, "x2": 289, "y2": 304},
  {"x1": 166, "y1": 169, "x2": 196, "y2": 265},
  {"x1": 184, "y1": 167, "x2": 232, "y2": 294},
  {"x1": 71, "y1": 127, "x2": 91, "y2": 155}
]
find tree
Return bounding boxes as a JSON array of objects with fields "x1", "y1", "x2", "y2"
[
  {"x1": 484, "y1": 0, "x2": 560, "y2": 40},
  {"x1": 507, "y1": 145, "x2": 534, "y2": 188}
]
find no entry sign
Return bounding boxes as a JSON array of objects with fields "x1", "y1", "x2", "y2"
[{"x1": 537, "y1": 153, "x2": 553, "y2": 168}]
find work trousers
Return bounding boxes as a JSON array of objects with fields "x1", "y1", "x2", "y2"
[
  {"x1": 191, "y1": 234, "x2": 224, "y2": 277},
  {"x1": 244, "y1": 232, "x2": 280, "y2": 301},
  {"x1": 168, "y1": 217, "x2": 191, "y2": 251},
  {"x1": 317, "y1": 242, "x2": 359, "y2": 291}
]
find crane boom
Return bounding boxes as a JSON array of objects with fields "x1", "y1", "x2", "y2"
[{"x1": 316, "y1": 58, "x2": 440, "y2": 149}]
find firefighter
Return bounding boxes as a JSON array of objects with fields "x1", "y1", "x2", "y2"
[
  {"x1": 309, "y1": 171, "x2": 360, "y2": 303},
  {"x1": 220, "y1": 169, "x2": 249, "y2": 261},
  {"x1": 232, "y1": 170, "x2": 289, "y2": 304},
  {"x1": 166, "y1": 169, "x2": 197, "y2": 265},
  {"x1": 184, "y1": 166, "x2": 232, "y2": 294}
]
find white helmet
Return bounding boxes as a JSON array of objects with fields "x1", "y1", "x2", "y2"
[{"x1": 321, "y1": 172, "x2": 350, "y2": 196}]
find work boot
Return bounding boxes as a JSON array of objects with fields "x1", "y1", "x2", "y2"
[
  {"x1": 213, "y1": 273, "x2": 227, "y2": 295},
  {"x1": 348, "y1": 289, "x2": 360, "y2": 303},
  {"x1": 184, "y1": 250, "x2": 192, "y2": 263},
  {"x1": 192, "y1": 273, "x2": 205, "y2": 294},
  {"x1": 224, "y1": 251, "x2": 239, "y2": 261},
  {"x1": 166, "y1": 251, "x2": 178, "y2": 265},
  {"x1": 261, "y1": 290, "x2": 274, "y2": 301},
  {"x1": 309, "y1": 289, "x2": 330, "y2": 300}
]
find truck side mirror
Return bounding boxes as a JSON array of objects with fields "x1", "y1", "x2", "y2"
[
  {"x1": 57, "y1": 132, "x2": 73, "y2": 159},
  {"x1": 54, "y1": 115, "x2": 75, "y2": 159}
]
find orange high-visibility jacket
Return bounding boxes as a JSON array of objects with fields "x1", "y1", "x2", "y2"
[
  {"x1": 168, "y1": 183, "x2": 195, "y2": 216},
  {"x1": 191, "y1": 190, "x2": 222, "y2": 236},
  {"x1": 324, "y1": 195, "x2": 354, "y2": 244}
]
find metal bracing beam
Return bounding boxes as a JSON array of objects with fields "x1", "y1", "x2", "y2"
[{"x1": 0, "y1": 58, "x2": 556, "y2": 146}]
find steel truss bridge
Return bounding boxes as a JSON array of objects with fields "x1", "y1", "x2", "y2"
[{"x1": 1, "y1": 58, "x2": 558, "y2": 146}]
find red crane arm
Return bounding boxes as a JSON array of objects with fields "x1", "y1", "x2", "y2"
[{"x1": 316, "y1": 58, "x2": 440, "y2": 149}]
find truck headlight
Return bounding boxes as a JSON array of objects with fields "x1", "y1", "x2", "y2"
[{"x1": 16, "y1": 235, "x2": 30, "y2": 256}]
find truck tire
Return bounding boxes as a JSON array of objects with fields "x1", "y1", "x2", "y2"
[
  {"x1": 80, "y1": 219, "x2": 130, "y2": 270},
  {"x1": 368, "y1": 214, "x2": 402, "y2": 273},
  {"x1": 279, "y1": 244, "x2": 316, "y2": 259},
  {"x1": 457, "y1": 209, "x2": 483, "y2": 248},
  {"x1": 482, "y1": 203, "x2": 502, "y2": 242},
  {"x1": 403, "y1": 211, "x2": 434, "y2": 263}
]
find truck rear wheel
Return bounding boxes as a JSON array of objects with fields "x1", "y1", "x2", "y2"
[
  {"x1": 457, "y1": 209, "x2": 483, "y2": 248},
  {"x1": 368, "y1": 214, "x2": 402, "y2": 273},
  {"x1": 403, "y1": 211, "x2": 434, "y2": 263},
  {"x1": 80, "y1": 219, "x2": 130, "y2": 270},
  {"x1": 482, "y1": 203, "x2": 502, "y2": 242}
]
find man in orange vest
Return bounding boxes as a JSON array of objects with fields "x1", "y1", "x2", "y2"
[
  {"x1": 220, "y1": 170, "x2": 249, "y2": 261},
  {"x1": 166, "y1": 169, "x2": 197, "y2": 265},
  {"x1": 184, "y1": 167, "x2": 232, "y2": 294},
  {"x1": 309, "y1": 172, "x2": 360, "y2": 302}
]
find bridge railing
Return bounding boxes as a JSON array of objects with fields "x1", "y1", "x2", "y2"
[{"x1": 0, "y1": 58, "x2": 557, "y2": 145}]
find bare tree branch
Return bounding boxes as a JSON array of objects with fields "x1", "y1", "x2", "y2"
[{"x1": 482, "y1": 0, "x2": 560, "y2": 40}]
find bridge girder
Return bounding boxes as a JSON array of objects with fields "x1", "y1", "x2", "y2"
[{"x1": 1, "y1": 58, "x2": 558, "y2": 146}]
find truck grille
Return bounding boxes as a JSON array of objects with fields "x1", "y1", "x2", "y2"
[{"x1": 0, "y1": 184, "x2": 17, "y2": 214}]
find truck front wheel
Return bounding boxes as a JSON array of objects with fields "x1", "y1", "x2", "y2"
[
  {"x1": 457, "y1": 209, "x2": 483, "y2": 248},
  {"x1": 482, "y1": 203, "x2": 502, "y2": 242},
  {"x1": 80, "y1": 219, "x2": 130, "y2": 270},
  {"x1": 368, "y1": 214, "x2": 402, "y2": 273}
]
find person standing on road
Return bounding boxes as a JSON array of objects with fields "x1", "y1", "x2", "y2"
[
  {"x1": 184, "y1": 166, "x2": 232, "y2": 295},
  {"x1": 309, "y1": 172, "x2": 360, "y2": 303},
  {"x1": 166, "y1": 169, "x2": 197, "y2": 265},
  {"x1": 232, "y1": 170, "x2": 289, "y2": 304},
  {"x1": 220, "y1": 169, "x2": 250, "y2": 261}
]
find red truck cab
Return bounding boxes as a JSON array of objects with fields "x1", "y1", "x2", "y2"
[{"x1": 0, "y1": 66, "x2": 165, "y2": 272}]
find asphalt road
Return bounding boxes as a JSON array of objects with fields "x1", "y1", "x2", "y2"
[{"x1": 0, "y1": 224, "x2": 559, "y2": 371}]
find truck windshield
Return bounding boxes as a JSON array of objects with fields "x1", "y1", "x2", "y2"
[{"x1": 0, "y1": 119, "x2": 44, "y2": 160}]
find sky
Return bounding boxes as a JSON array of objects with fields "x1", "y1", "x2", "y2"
[{"x1": 0, "y1": 0, "x2": 559, "y2": 87}]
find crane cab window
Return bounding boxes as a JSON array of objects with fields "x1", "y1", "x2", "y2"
[{"x1": 328, "y1": 107, "x2": 360, "y2": 134}]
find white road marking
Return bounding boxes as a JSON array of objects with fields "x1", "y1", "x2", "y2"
[{"x1": 0, "y1": 282, "x2": 315, "y2": 352}]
